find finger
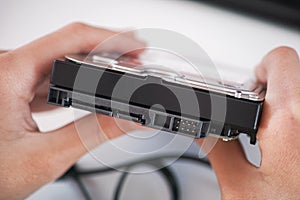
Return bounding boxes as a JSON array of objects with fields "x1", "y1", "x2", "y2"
[
  {"x1": 197, "y1": 139, "x2": 256, "y2": 190},
  {"x1": 41, "y1": 114, "x2": 143, "y2": 168},
  {"x1": 112, "y1": 27, "x2": 139, "y2": 40},
  {"x1": 12, "y1": 22, "x2": 146, "y2": 86},
  {"x1": 33, "y1": 75, "x2": 51, "y2": 97},
  {"x1": 255, "y1": 47, "x2": 300, "y2": 105},
  {"x1": 30, "y1": 96, "x2": 58, "y2": 112},
  {"x1": 22, "y1": 115, "x2": 122, "y2": 183},
  {"x1": 0, "y1": 50, "x2": 8, "y2": 54},
  {"x1": 91, "y1": 29, "x2": 146, "y2": 56},
  {"x1": 21, "y1": 115, "x2": 124, "y2": 187},
  {"x1": 46, "y1": 114, "x2": 119, "y2": 156},
  {"x1": 29, "y1": 76, "x2": 55, "y2": 112},
  {"x1": 45, "y1": 114, "x2": 123, "y2": 171}
]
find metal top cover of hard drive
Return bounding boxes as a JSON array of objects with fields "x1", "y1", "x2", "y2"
[{"x1": 66, "y1": 53, "x2": 265, "y2": 102}]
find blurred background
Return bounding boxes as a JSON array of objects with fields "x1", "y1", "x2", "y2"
[{"x1": 1, "y1": 0, "x2": 300, "y2": 199}]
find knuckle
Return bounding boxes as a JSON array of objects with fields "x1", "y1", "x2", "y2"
[
  {"x1": 261, "y1": 46, "x2": 299, "y2": 73},
  {"x1": 66, "y1": 22, "x2": 88, "y2": 32},
  {"x1": 1, "y1": 51, "x2": 17, "y2": 67},
  {"x1": 268, "y1": 46, "x2": 298, "y2": 62},
  {"x1": 0, "y1": 52, "x2": 16, "y2": 83}
]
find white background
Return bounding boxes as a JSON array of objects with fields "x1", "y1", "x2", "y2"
[{"x1": 1, "y1": 0, "x2": 300, "y2": 199}]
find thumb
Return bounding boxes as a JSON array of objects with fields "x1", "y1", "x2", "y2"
[
  {"x1": 43, "y1": 114, "x2": 124, "y2": 165},
  {"x1": 10, "y1": 114, "x2": 126, "y2": 198},
  {"x1": 40, "y1": 113, "x2": 147, "y2": 176},
  {"x1": 197, "y1": 137, "x2": 257, "y2": 193}
]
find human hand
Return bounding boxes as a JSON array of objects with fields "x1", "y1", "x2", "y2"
[
  {"x1": 197, "y1": 47, "x2": 300, "y2": 199},
  {"x1": 0, "y1": 22, "x2": 145, "y2": 200}
]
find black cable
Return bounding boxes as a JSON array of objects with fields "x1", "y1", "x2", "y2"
[
  {"x1": 59, "y1": 154, "x2": 211, "y2": 200},
  {"x1": 113, "y1": 172, "x2": 129, "y2": 200},
  {"x1": 73, "y1": 173, "x2": 92, "y2": 200},
  {"x1": 158, "y1": 166, "x2": 180, "y2": 200},
  {"x1": 113, "y1": 163, "x2": 180, "y2": 200},
  {"x1": 67, "y1": 165, "x2": 93, "y2": 200}
]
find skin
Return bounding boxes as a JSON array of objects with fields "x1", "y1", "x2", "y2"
[
  {"x1": 0, "y1": 22, "x2": 146, "y2": 200},
  {"x1": 197, "y1": 46, "x2": 300, "y2": 199},
  {"x1": 0, "y1": 23, "x2": 299, "y2": 199}
]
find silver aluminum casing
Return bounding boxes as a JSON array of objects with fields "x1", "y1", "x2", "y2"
[{"x1": 65, "y1": 53, "x2": 265, "y2": 102}]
